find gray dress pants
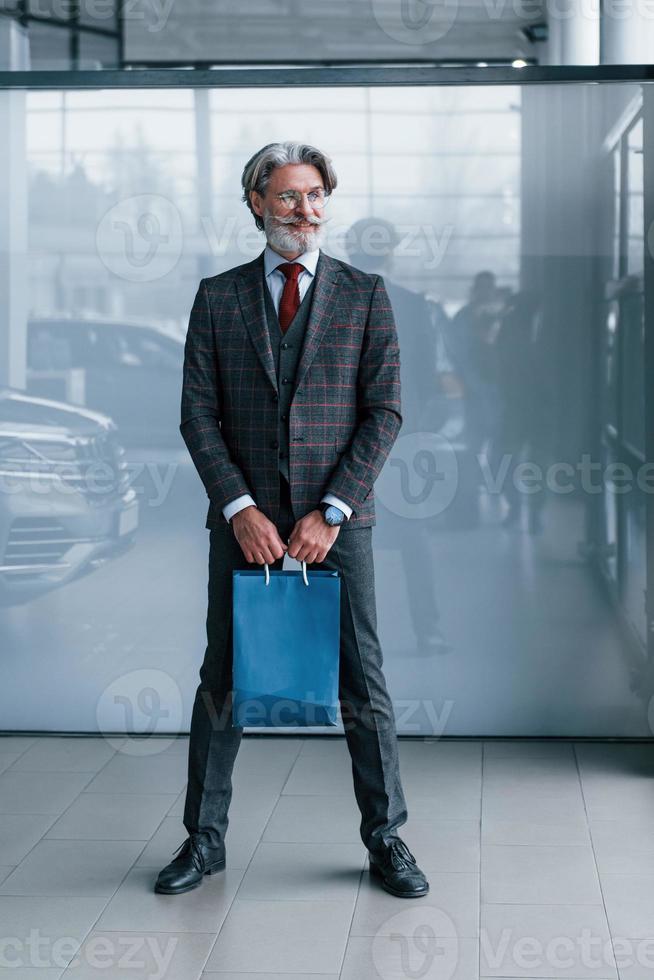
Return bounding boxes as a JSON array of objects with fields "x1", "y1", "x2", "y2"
[{"x1": 183, "y1": 472, "x2": 408, "y2": 854}]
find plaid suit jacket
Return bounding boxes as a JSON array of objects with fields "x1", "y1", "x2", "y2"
[{"x1": 180, "y1": 248, "x2": 402, "y2": 531}]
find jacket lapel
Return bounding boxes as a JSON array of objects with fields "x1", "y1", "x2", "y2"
[
  {"x1": 235, "y1": 251, "x2": 278, "y2": 394},
  {"x1": 294, "y1": 250, "x2": 340, "y2": 394},
  {"x1": 235, "y1": 248, "x2": 341, "y2": 397}
]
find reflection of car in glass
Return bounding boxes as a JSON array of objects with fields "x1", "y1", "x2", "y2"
[
  {"x1": 26, "y1": 316, "x2": 184, "y2": 447},
  {"x1": 0, "y1": 387, "x2": 138, "y2": 606}
]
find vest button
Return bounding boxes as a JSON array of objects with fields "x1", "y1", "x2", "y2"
[
  {"x1": 281, "y1": 342, "x2": 288, "y2": 349},
  {"x1": 282, "y1": 377, "x2": 290, "y2": 384},
  {"x1": 281, "y1": 414, "x2": 287, "y2": 421}
]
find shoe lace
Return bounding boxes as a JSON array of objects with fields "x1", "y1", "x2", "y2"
[
  {"x1": 387, "y1": 838, "x2": 417, "y2": 872},
  {"x1": 172, "y1": 834, "x2": 206, "y2": 874}
]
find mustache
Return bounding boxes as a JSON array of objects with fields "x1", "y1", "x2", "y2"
[{"x1": 272, "y1": 213, "x2": 327, "y2": 227}]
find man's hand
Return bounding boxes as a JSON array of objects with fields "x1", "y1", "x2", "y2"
[
  {"x1": 231, "y1": 506, "x2": 288, "y2": 564},
  {"x1": 287, "y1": 510, "x2": 340, "y2": 564}
]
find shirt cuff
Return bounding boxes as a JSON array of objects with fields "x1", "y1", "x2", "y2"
[
  {"x1": 223, "y1": 494, "x2": 256, "y2": 523},
  {"x1": 321, "y1": 494, "x2": 352, "y2": 520}
]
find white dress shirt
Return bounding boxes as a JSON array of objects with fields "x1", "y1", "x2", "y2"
[{"x1": 222, "y1": 243, "x2": 353, "y2": 524}]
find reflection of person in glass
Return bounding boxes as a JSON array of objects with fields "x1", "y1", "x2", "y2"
[
  {"x1": 155, "y1": 142, "x2": 429, "y2": 900},
  {"x1": 495, "y1": 290, "x2": 547, "y2": 533},
  {"x1": 447, "y1": 270, "x2": 505, "y2": 463},
  {"x1": 345, "y1": 217, "x2": 451, "y2": 656}
]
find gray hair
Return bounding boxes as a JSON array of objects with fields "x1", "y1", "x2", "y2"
[{"x1": 241, "y1": 141, "x2": 338, "y2": 231}]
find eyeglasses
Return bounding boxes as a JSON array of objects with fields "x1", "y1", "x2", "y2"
[{"x1": 274, "y1": 188, "x2": 330, "y2": 211}]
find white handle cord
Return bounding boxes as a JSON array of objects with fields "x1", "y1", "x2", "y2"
[{"x1": 263, "y1": 558, "x2": 309, "y2": 587}]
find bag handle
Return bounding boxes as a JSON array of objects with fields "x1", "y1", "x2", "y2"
[{"x1": 263, "y1": 557, "x2": 309, "y2": 587}]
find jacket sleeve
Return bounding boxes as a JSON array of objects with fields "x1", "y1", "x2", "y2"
[
  {"x1": 323, "y1": 274, "x2": 402, "y2": 514},
  {"x1": 179, "y1": 277, "x2": 254, "y2": 511}
]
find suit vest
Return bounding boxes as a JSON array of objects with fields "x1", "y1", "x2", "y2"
[{"x1": 262, "y1": 272, "x2": 318, "y2": 483}]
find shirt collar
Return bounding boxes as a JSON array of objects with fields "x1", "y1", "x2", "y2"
[{"x1": 264, "y1": 243, "x2": 320, "y2": 279}]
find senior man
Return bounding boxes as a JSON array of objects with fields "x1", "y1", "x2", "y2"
[{"x1": 155, "y1": 141, "x2": 428, "y2": 900}]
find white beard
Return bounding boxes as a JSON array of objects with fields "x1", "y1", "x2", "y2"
[{"x1": 263, "y1": 210, "x2": 327, "y2": 254}]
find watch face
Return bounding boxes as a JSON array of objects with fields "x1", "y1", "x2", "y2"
[{"x1": 324, "y1": 505, "x2": 345, "y2": 525}]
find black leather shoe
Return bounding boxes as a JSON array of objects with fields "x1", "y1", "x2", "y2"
[
  {"x1": 154, "y1": 834, "x2": 226, "y2": 895},
  {"x1": 369, "y1": 837, "x2": 430, "y2": 898}
]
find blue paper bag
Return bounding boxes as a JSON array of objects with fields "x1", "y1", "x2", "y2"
[{"x1": 232, "y1": 560, "x2": 341, "y2": 727}]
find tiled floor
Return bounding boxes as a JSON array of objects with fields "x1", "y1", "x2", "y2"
[{"x1": 0, "y1": 735, "x2": 652, "y2": 978}]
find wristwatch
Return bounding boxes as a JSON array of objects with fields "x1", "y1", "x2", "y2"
[{"x1": 319, "y1": 502, "x2": 346, "y2": 526}]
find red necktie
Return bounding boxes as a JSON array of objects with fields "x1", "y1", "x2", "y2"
[{"x1": 277, "y1": 262, "x2": 303, "y2": 334}]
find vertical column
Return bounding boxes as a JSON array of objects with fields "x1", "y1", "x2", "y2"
[
  {"x1": 643, "y1": 86, "x2": 654, "y2": 661},
  {"x1": 0, "y1": 15, "x2": 30, "y2": 71},
  {"x1": 0, "y1": 86, "x2": 28, "y2": 390},
  {"x1": 193, "y1": 88, "x2": 214, "y2": 281},
  {"x1": 542, "y1": 0, "x2": 600, "y2": 64},
  {"x1": 601, "y1": 0, "x2": 654, "y2": 63}
]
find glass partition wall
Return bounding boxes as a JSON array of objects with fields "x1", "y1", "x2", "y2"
[{"x1": 0, "y1": 71, "x2": 652, "y2": 736}]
